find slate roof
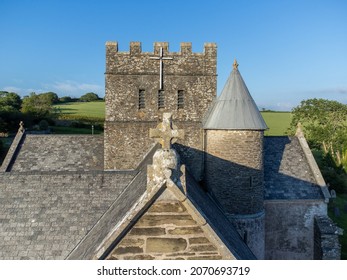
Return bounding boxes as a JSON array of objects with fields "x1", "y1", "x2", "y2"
[
  {"x1": 9, "y1": 135, "x2": 104, "y2": 172},
  {"x1": 67, "y1": 146, "x2": 157, "y2": 259},
  {"x1": 264, "y1": 136, "x2": 324, "y2": 200},
  {"x1": 203, "y1": 63, "x2": 268, "y2": 130},
  {"x1": 0, "y1": 171, "x2": 136, "y2": 259}
]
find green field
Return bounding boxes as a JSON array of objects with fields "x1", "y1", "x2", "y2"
[
  {"x1": 55, "y1": 102, "x2": 293, "y2": 136},
  {"x1": 55, "y1": 101, "x2": 105, "y2": 119},
  {"x1": 261, "y1": 111, "x2": 292, "y2": 136}
]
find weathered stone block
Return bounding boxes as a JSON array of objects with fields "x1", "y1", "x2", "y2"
[
  {"x1": 136, "y1": 215, "x2": 196, "y2": 227},
  {"x1": 189, "y1": 244, "x2": 217, "y2": 252},
  {"x1": 188, "y1": 255, "x2": 222, "y2": 260},
  {"x1": 113, "y1": 246, "x2": 143, "y2": 255},
  {"x1": 118, "y1": 238, "x2": 144, "y2": 247},
  {"x1": 168, "y1": 227, "x2": 203, "y2": 235},
  {"x1": 129, "y1": 227, "x2": 165, "y2": 236},
  {"x1": 124, "y1": 254, "x2": 155, "y2": 260},
  {"x1": 189, "y1": 237, "x2": 210, "y2": 244},
  {"x1": 146, "y1": 237, "x2": 187, "y2": 253},
  {"x1": 148, "y1": 202, "x2": 186, "y2": 213}
]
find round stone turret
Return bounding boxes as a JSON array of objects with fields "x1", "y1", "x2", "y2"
[{"x1": 203, "y1": 61, "x2": 267, "y2": 259}]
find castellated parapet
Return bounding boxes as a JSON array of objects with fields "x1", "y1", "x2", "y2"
[
  {"x1": 104, "y1": 42, "x2": 217, "y2": 177},
  {"x1": 105, "y1": 41, "x2": 216, "y2": 122}
]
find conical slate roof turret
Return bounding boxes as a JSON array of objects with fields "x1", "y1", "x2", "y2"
[{"x1": 203, "y1": 60, "x2": 268, "y2": 130}]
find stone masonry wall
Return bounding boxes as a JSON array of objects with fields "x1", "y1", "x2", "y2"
[
  {"x1": 104, "y1": 42, "x2": 216, "y2": 172},
  {"x1": 204, "y1": 130, "x2": 264, "y2": 215},
  {"x1": 105, "y1": 120, "x2": 205, "y2": 180},
  {"x1": 230, "y1": 213, "x2": 265, "y2": 259},
  {"x1": 314, "y1": 215, "x2": 342, "y2": 260},
  {"x1": 106, "y1": 200, "x2": 226, "y2": 260},
  {"x1": 104, "y1": 121, "x2": 155, "y2": 170},
  {"x1": 264, "y1": 200, "x2": 327, "y2": 259}
]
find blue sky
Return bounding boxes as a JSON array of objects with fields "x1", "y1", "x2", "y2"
[{"x1": 0, "y1": 0, "x2": 346, "y2": 110}]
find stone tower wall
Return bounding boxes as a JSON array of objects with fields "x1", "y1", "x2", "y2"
[
  {"x1": 204, "y1": 130, "x2": 264, "y2": 215},
  {"x1": 204, "y1": 129, "x2": 265, "y2": 259},
  {"x1": 104, "y1": 42, "x2": 216, "y2": 175}
]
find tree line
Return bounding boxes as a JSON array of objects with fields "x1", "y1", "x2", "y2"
[{"x1": 0, "y1": 91, "x2": 102, "y2": 132}]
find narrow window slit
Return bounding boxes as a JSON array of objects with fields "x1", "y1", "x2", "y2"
[
  {"x1": 138, "y1": 89, "x2": 145, "y2": 109},
  {"x1": 158, "y1": 90, "x2": 165, "y2": 109},
  {"x1": 177, "y1": 90, "x2": 184, "y2": 109}
]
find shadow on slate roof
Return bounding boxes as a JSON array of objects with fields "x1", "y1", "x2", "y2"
[
  {"x1": 264, "y1": 136, "x2": 324, "y2": 200},
  {"x1": 185, "y1": 173, "x2": 256, "y2": 259}
]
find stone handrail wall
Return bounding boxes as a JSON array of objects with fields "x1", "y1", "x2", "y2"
[{"x1": 314, "y1": 215, "x2": 343, "y2": 259}]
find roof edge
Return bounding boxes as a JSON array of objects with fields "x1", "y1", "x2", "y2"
[{"x1": 295, "y1": 125, "x2": 330, "y2": 202}]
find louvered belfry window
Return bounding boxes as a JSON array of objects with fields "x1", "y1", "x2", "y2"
[
  {"x1": 177, "y1": 90, "x2": 184, "y2": 109},
  {"x1": 158, "y1": 90, "x2": 165, "y2": 109},
  {"x1": 138, "y1": 89, "x2": 145, "y2": 109}
]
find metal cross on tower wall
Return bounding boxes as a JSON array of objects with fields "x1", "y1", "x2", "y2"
[{"x1": 150, "y1": 47, "x2": 173, "y2": 90}]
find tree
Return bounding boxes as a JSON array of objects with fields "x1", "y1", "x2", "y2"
[
  {"x1": 21, "y1": 92, "x2": 55, "y2": 119},
  {"x1": 59, "y1": 96, "x2": 73, "y2": 103},
  {"x1": 41, "y1": 92, "x2": 59, "y2": 104},
  {"x1": 290, "y1": 98, "x2": 347, "y2": 151},
  {"x1": 0, "y1": 91, "x2": 23, "y2": 132},
  {"x1": 291, "y1": 98, "x2": 347, "y2": 193},
  {"x1": 80, "y1": 92, "x2": 100, "y2": 102},
  {"x1": 0, "y1": 91, "x2": 22, "y2": 112}
]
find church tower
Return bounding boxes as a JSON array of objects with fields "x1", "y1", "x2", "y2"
[
  {"x1": 203, "y1": 60, "x2": 268, "y2": 259},
  {"x1": 104, "y1": 42, "x2": 216, "y2": 179}
]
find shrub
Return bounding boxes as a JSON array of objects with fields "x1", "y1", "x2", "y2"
[
  {"x1": 39, "y1": 119, "x2": 49, "y2": 130},
  {"x1": 79, "y1": 92, "x2": 100, "y2": 102}
]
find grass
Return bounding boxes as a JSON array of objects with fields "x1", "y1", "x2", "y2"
[
  {"x1": 54, "y1": 101, "x2": 105, "y2": 119},
  {"x1": 261, "y1": 111, "x2": 292, "y2": 136},
  {"x1": 328, "y1": 194, "x2": 347, "y2": 260}
]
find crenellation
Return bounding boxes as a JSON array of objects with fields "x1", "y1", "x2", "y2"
[
  {"x1": 106, "y1": 41, "x2": 118, "y2": 48},
  {"x1": 130, "y1": 41, "x2": 141, "y2": 55},
  {"x1": 105, "y1": 41, "x2": 118, "y2": 57},
  {"x1": 204, "y1": 42, "x2": 217, "y2": 56},
  {"x1": 153, "y1": 42, "x2": 169, "y2": 54},
  {"x1": 180, "y1": 42, "x2": 192, "y2": 54}
]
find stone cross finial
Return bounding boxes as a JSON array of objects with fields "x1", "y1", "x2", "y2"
[
  {"x1": 18, "y1": 121, "x2": 25, "y2": 132},
  {"x1": 149, "y1": 113, "x2": 184, "y2": 149},
  {"x1": 233, "y1": 59, "x2": 239, "y2": 70}
]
